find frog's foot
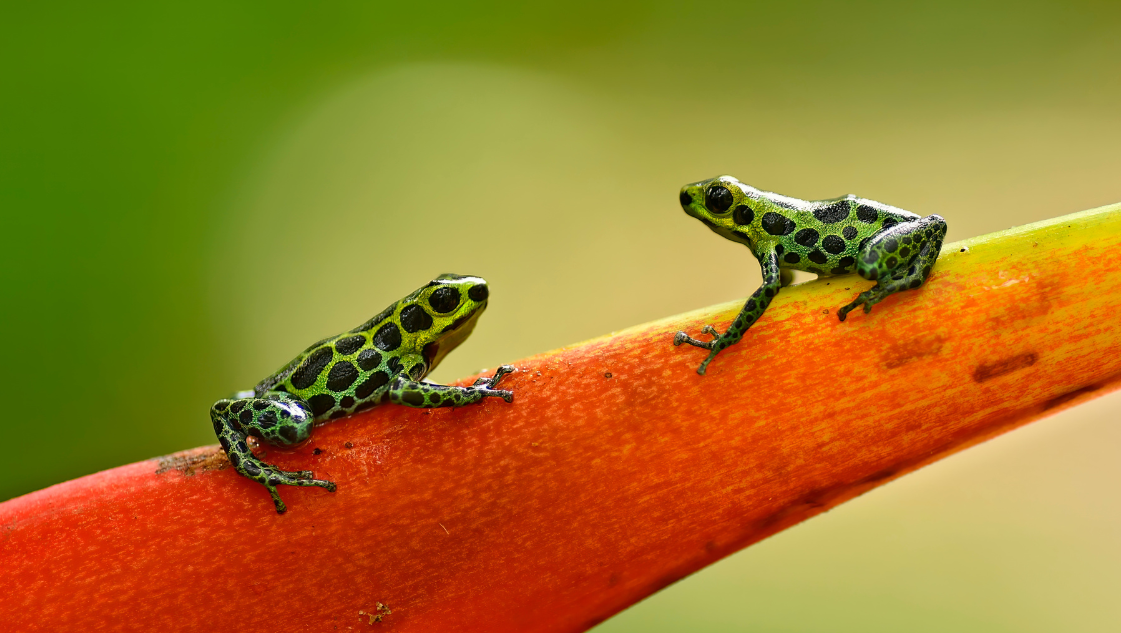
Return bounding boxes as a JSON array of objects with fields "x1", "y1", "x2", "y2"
[
  {"x1": 389, "y1": 366, "x2": 515, "y2": 408},
  {"x1": 673, "y1": 325, "x2": 720, "y2": 350},
  {"x1": 837, "y1": 288, "x2": 881, "y2": 321},
  {"x1": 838, "y1": 264, "x2": 928, "y2": 321},
  {"x1": 471, "y1": 365, "x2": 517, "y2": 402},
  {"x1": 228, "y1": 449, "x2": 336, "y2": 514},
  {"x1": 675, "y1": 327, "x2": 734, "y2": 375}
]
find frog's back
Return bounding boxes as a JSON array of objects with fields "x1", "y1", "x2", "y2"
[
  {"x1": 757, "y1": 191, "x2": 919, "y2": 276},
  {"x1": 253, "y1": 301, "x2": 402, "y2": 419}
]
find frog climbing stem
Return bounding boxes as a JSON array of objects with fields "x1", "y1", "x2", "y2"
[{"x1": 674, "y1": 175, "x2": 947, "y2": 374}]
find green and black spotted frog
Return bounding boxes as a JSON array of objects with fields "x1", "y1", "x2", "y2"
[
  {"x1": 211, "y1": 274, "x2": 515, "y2": 513},
  {"x1": 675, "y1": 175, "x2": 947, "y2": 375}
]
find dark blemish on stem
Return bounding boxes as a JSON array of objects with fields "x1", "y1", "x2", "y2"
[
  {"x1": 155, "y1": 449, "x2": 230, "y2": 476},
  {"x1": 972, "y1": 353, "x2": 1039, "y2": 383},
  {"x1": 1043, "y1": 384, "x2": 1101, "y2": 410},
  {"x1": 856, "y1": 468, "x2": 899, "y2": 486}
]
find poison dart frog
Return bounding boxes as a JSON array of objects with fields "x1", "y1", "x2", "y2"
[
  {"x1": 211, "y1": 274, "x2": 515, "y2": 513},
  {"x1": 674, "y1": 175, "x2": 947, "y2": 375}
]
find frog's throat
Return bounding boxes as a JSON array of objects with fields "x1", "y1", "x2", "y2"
[{"x1": 422, "y1": 307, "x2": 484, "y2": 373}]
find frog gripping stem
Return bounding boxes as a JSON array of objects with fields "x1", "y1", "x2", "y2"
[
  {"x1": 675, "y1": 251, "x2": 782, "y2": 375},
  {"x1": 210, "y1": 396, "x2": 336, "y2": 514}
]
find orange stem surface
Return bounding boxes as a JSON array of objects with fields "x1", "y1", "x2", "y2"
[{"x1": 3, "y1": 204, "x2": 1121, "y2": 632}]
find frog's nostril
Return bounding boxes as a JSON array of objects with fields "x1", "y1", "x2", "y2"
[{"x1": 679, "y1": 190, "x2": 693, "y2": 207}]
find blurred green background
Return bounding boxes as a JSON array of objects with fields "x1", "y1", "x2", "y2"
[{"x1": 3, "y1": 1, "x2": 1120, "y2": 630}]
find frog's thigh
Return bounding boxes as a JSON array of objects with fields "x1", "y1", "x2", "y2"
[
  {"x1": 856, "y1": 215, "x2": 947, "y2": 282},
  {"x1": 839, "y1": 215, "x2": 946, "y2": 320},
  {"x1": 236, "y1": 391, "x2": 316, "y2": 446}
]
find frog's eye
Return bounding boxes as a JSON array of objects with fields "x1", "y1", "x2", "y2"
[
  {"x1": 705, "y1": 185, "x2": 734, "y2": 213},
  {"x1": 428, "y1": 286, "x2": 461, "y2": 313}
]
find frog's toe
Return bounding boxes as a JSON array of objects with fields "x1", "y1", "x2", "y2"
[
  {"x1": 266, "y1": 467, "x2": 336, "y2": 491},
  {"x1": 257, "y1": 468, "x2": 335, "y2": 513},
  {"x1": 477, "y1": 388, "x2": 513, "y2": 403},
  {"x1": 701, "y1": 325, "x2": 720, "y2": 337},
  {"x1": 838, "y1": 293, "x2": 872, "y2": 322},
  {"x1": 477, "y1": 365, "x2": 516, "y2": 390},
  {"x1": 673, "y1": 331, "x2": 715, "y2": 350},
  {"x1": 267, "y1": 488, "x2": 286, "y2": 513}
]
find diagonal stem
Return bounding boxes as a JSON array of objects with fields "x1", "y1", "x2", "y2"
[{"x1": 2, "y1": 203, "x2": 1120, "y2": 632}]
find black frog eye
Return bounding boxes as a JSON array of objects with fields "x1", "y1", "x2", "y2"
[
  {"x1": 704, "y1": 185, "x2": 734, "y2": 213},
  {"x1": 428, "y1": 286, "x2": 460, "y2": 313}
]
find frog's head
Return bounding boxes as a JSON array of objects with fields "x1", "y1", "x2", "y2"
[
  {"x1": 408, "y1": 273, "x2": 491, "y2": 373},
  {"x1": 679, "y1": 175, "x2": 761, "y2": 248}
]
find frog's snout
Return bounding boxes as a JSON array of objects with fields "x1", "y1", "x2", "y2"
[{"x1": 679, "y1": 187, "x2": 694, "y2": 209}]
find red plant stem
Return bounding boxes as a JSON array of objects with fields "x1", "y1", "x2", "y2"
[{"x1": 2, "y1": 204, "x2": 1120, "y2": 632}]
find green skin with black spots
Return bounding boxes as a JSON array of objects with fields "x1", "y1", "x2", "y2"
[
  {"x1": 674, "y1": 175, "x2": 947, "y2": 375},
  {"x1": 211, "y1": 274, "x2": 515, "y2": 513}
]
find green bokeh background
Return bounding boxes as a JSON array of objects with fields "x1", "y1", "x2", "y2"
[{"x1": 3, "y1": 1, "x2": 1120, "y2": 630}]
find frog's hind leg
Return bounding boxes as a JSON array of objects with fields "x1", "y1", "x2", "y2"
[
  {"x1": 674, "y1": 250, "x2": 782, "y2": 375},
  {"x1": 387, "y1": 365, "x2": 516, "y2": 408},
  {"x1": 210, "y1": 392, "x2": 336, "y2": 514},
  {"x1": 838, "y1": 214, "x2": 946, "y2": 321}
]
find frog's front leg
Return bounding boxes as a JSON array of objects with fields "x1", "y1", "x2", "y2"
[
  {"x1": 838, "y1": 214, "x2": 947, "y2": 321},
  {"x1": 210, "y1": 391, "x2": 336, "y2": 514},
  {"x1": 388, "y1": 363, "x2": 516, "y2": 407},
  {"x1": 674, "y1": 250, "x2": 782, "y2": 375}
]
